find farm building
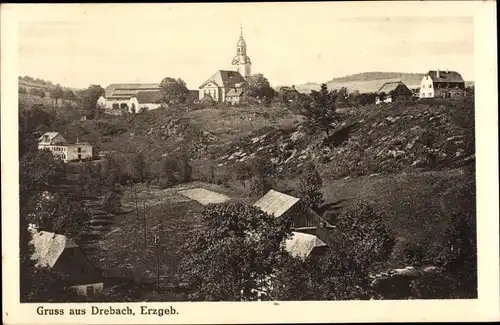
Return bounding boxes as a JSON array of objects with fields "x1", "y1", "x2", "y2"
[
  {"x1": 284, "y1": 231, "x2": 328, "y2": 260},
  {"x1": 29, "y1": 230, "x2": 104, "y2": 298},
  {"x1": 419, "y1": 69, "x2": 466, "y2": 99},
  {"x1": 277, "y1": 85, "x2": 300, "y2": 103},
  {"x1": 129, "y1": 91, "x2": 163, "y2": 112},
  {"x1": 98, "y1": 83, "x2": 160, "y2": 113},
  {"x1": 375, "y1": 81, "x2": 413, "y2": 104},
  {"x1": 38, "y1": 132, "x2": 93, "y2": 162},
  {"x1": 253, "y1": 189, "x2": 334, "y2": 233}
]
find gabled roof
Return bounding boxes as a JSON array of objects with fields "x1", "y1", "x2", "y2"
[
  {"x1": 30, "y1": 231, "x2": 103, "y2": 285},
  {"x1": 38, "y1": 132, "x2": 62, "y2": 143},
  {"x1": 30, "y1": 231, "x2": 78, "y2": 268},
  {"x1": 199, "y1": 70, "x2": 246, "y2": 89},
  {"x1": 284, "y1": 231, "x2": 327, "y2": 260},
  {"x1": 426, "y1": 70, "x2": 464, "y2": 83},
  {"x1": 253, "y1": 190, "x2": 300, "y2": 218},
  {"x1": 226, "y1": 88, "x2": 244, "y2": 97},
  {"x1": 377, "y1": 81, "x2": 410, "y2": 94},
  {"x1": 105, "y1": 83, "x2": 160, "y2": 98},
  {"x1": 135, "y1": 91, "x2": 163, "y2": 104}
]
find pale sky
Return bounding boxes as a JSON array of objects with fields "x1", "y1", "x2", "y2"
[{"x1": 15, "y1": 3, "x2": 474, "y2": 89}]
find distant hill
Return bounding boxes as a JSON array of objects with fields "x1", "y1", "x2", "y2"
[
  {"x1": 293, "y1": 72, "x2": 474, "y2": 94},
  {"x1": 18, "y1": 75, "x2": 82, "y2": 108}
]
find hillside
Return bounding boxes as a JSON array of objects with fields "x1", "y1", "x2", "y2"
[
  {"x1": 22, "y1": 97, "x2": 476, "y2": 300},
  {"x1": 293, "y1": 72, "x2": 474, "y2": 93}
]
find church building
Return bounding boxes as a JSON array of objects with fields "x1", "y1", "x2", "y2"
[{"x1": 199, "y1": 27, "x2": 252, "y2": 103}]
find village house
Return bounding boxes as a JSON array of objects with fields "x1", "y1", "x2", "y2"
[
  {"x1": 38, "y1": 132, "x2": 93, "y2": 162},
  {"x1": 419, "y1": 69, "x2": 466, "y2": 99},
  {"x1": 129, "y1": 90, "x2": 164, "y2": 112},
  {"x1": 278, "y1": 85, "x2": 300, "y2": 103},
  {"x1": 29, "y1": 229, "x2": 104, "y2": 298},
  {"x1": 253, "y1": 189, "x2": 334, "y2": 234},
  {"x1": 375, "y1": 81, "x2": 413, "y2": 104},
  {"x1": 225, "y1": 87, "x2": 245, "y2": 105}
]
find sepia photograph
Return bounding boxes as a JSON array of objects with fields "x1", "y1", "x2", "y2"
[{"x1": 2, "y1": 2, "x2": 499, "y2": 324}]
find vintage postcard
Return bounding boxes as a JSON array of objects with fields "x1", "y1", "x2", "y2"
[{"x1": 2, "y1": 2, "x2": 499, "y2": 324}]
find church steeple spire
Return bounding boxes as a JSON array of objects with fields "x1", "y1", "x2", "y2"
[{"x1": 232, "y1": 25, "x2": 252, "y2": 78}]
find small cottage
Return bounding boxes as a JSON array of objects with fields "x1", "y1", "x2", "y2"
[
  {"x1": 253, "y1": 189, "x2": 334, "y2": 233},
  {"x1": 226, "y1": 88, "x2": 244, "y2": 105},
  {"x1": 375, "y1": 81, "x2": 413, "y2": 104},
  {"x1": 30, "y1": 230, "x2": 104, "y2": 298},
  {"x1": 284, "y1": 231, "x2": 328, "y2": 260}
]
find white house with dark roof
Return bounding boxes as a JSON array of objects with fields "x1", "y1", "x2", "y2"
[
  {"x1": 98, "y1": 83, "x2": 161, "y2": 113},
  {"x1": 129, "y1": 90, "x2": 163, "y2": 112},
  {"x1": 29, "y1": 230, "x2": 104, "y2": 298},
  {"x1": 419, "y1": 69, "x2": 466, "y2": 99},
  {"x1": 38, "y1": 132, "x2": 93, "y2": 162}
]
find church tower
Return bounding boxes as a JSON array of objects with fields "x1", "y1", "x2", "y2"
[{"x1": 232, "y1": 26, "x2": 252, "y2": 78}]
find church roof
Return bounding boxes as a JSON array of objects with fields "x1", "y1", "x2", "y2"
[
  {"x1": 237, "y1": 37, "x2": 247, "y2": 48},
  {"x1": 199, "y1": 70, "x2": 246, "y2": 89}
]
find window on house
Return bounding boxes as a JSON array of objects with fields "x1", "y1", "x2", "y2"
[
  {"x1": 429, "y1": 84, "x2": 433, "y2": 88},
  {"x1": 86, "y1": 286, "x2": 95, "y2": 297},
  {"x1": 428, "y1": 93, "x2": 432, "y2": 96},
  {"x1": 78, "y1": 147, "x2": 81, "y2": 153}
]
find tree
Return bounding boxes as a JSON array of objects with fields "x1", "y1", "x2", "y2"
[
  {"x1": 300, "y1": 84, "x2": 339, "y2": 138},
  {"x1": 335, "y1": 87, "x2": 349, "y2": 107},
  {"x1": 159, "y1": 77, "x2": 189, "y2": 107},
  {"x1": 62, "y1": 89, "x2": 77, "y2": 101},
  {"x1": 127, "y1": 153, "x2": 146, "y2": 183},
  {"x1": 333, "y1": 201, "x2": 396, "y2": 270},
  {"x1": 50, "y1": 85, "x2": 64, "y2": 101},
  {"x1": 159, "y1": 157, "x2": 178, "y2": 188},
  {"x1": 247, "y1": 157, "x2": 275, "y2": 196},
  {"x1": 243, "y1": 73, "x2": 276, "y2": 103},
  {"x1": 234, "y1": 163, "x2": 253, "y2": 189},
  {"x1": 270, "y1": 249, "x2": 373, "y2": 300},
  {"x1": 19, "y1": 149, "x2": 66, "y2": 195},
  {"x1": 80, "y1": 85, "x2": 105, "y2": 119},
  {"x1": 296, "y1": 161, "x2": 324, "y2": 210},
  {"x1": 180, "y1": 202, "x2": 293, "y2": 301}
]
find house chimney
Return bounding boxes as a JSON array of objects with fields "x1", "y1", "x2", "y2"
[
  {"x1": 446, "y1": 69, "x2": 449, "y2": 73},
  {"x1": 76, "y1": 137, "x2": 79, "y2": 144},
  {"x1": 436, "y1": 69, "x2": 440, "y2": 78}
]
